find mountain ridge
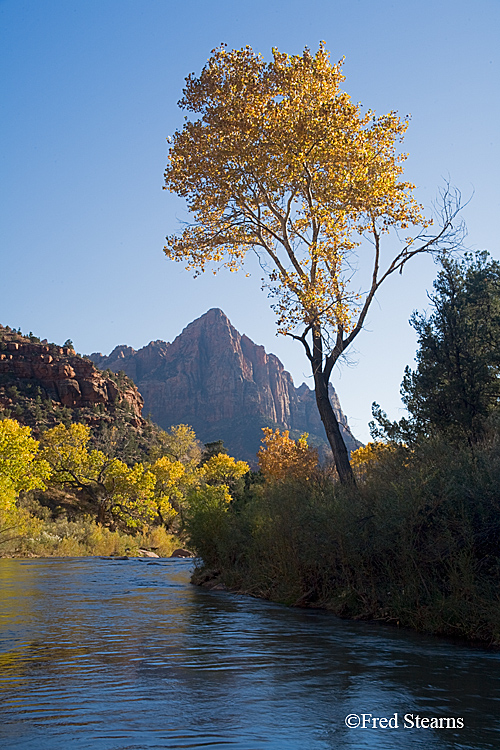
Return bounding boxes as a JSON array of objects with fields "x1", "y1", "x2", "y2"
[{"x1": 90, "y1": 309, "x2": 361, "y2": 462}]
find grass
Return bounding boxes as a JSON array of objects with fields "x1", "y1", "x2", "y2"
[{"x1": 1, "y1": 509, "x2": 182, "y2": 558}]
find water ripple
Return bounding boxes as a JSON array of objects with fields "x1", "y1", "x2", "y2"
[{"x1": 0, "y1": 558, "x2": 499, "y2": 749}]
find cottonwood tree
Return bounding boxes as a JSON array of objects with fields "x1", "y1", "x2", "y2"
[
  {"x1": 40, "y1": 423, "x2": 177, "y2": 530},
  {"x1": 0, "y1": 418, "x2": 50, "y2": 544},
  {"x1": 258, "y1": 428, "x2": 318, "y2": 482},
  {"x1": 163, "y1": 43, "x2": 463, "y2": 483},
  {"x1": 0, "y1": 418, "x2": 51, "y2": 496}
]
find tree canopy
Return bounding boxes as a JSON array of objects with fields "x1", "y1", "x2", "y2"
[
  {"x1": 0, "y1": 418, "x2": 49, "y2": 545},
  {"x1": 373, "y1": 252, "x2": 500, "y2": 445},
  {"x1": 0, "y1": 418, "x2": 50, "y2": 496},
  {"x1": 40, "y1": 423, "x2": 178, "y2": 530},
  {"x1": 163, "y1": 43, "x2": 462, "y2": 482},
  {"x1": 258, "y1": 427, "x2": 318, "y2": 482}
]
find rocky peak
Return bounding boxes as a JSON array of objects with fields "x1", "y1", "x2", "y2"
[
  {"x1": 0, "y1": 324, "x2": 145, "y2": 430},
  {"x1": 89, "y1": 311, "x2": 361, "y2": 461},
  {"x1": 90, "y1": 340, "x2": 169, "y2": 383}
]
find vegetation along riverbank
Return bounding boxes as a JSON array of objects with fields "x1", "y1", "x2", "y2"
[
  {"x1": 187, "y1": 253, "x2": 500, "y2": 647},
  {"x1": 2, "y1": 256, "x2": 500, "y2": 645},
  {"x1": 159, "y1": 43, "x2": 500, "y2": 645}
]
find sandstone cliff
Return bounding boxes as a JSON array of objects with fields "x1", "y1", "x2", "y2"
[
  {"x1": 90, "y1": 309, "x2": 361, "y2": 462},
  {"x1": 0, "y1": 325, "x2": 145, "y2": 436}
]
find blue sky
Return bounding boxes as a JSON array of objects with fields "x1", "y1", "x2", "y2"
[{"x1": 1, "y1": 0, "x2": 499, "y2": 442}]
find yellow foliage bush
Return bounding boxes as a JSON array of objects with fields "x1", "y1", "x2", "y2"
[
  {"x1": 258, "y1": 428, "x2": 318, "y2": 482},
  {"x1": 350, "y1": 441, "x2": 396, "y2": 478}
]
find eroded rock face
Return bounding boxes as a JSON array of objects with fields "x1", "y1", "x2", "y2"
[
  {"x1": 91, "y1": 340, "x2": 169, "y2": 383},
  {"x1": 0, "y1": 325, "x2": 144, "y2": 425},
  {"x1": 89, "y1": 309, "x2": 361, "y2": 461}
]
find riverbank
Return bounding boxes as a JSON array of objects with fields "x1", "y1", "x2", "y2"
[
  {"x1": 192, "y1": 567, "x2": 500, "y2": 650},
  {"x1": 185, "y1": 438, "x2": 500, "y2": 648},
  {"x1": 0, "y1": 510, "x2": 184, "y2": 558}
]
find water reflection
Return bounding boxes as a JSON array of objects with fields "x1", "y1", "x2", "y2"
[{"x1": 0, "y1": 558, "x2": 499, "y2": 749}]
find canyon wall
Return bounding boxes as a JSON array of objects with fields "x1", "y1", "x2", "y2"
[{"x1": 90, "y1": 309, "x2": 361, "y2": 461}]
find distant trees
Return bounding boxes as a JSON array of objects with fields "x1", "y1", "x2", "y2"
[
  {"x1": 39, "y1": 423, "x2": 180, "y2": 530},
  {"x1": 147, "y1": 423, "x2": 202, "y2": 465},
  {"x1": 0, "y1": 412, "x2": 252, "y2": 543},
  {"x1": 32, "y1": 420, "x2": 248, "y2": 533}
]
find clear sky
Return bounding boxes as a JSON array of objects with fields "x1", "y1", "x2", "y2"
[{"x1": 1, "y1": 0, "x2": 499, "y2": 443}]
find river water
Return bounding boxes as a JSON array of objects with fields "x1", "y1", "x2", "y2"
[{"x1": 0, "y1": 558, "x2": 499, "y2": 750}]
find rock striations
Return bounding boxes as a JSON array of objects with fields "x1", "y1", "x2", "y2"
[
  {"x1": 0, "y1": 324, "x2": 145, "y2": 432},
  {"x1": 90, "y1": 309, "x2": 361, "y2": 462}
]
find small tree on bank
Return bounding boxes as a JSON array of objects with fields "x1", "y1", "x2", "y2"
[
  {"x1": 258, "y1": 428, "x2": 318, "y2": 482},
  {"x1": 163, "y1": 44, "x2": 463, "y2": 483}
]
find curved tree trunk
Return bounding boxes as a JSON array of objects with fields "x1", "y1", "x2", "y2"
[{"x1": 313, "y1": 370, "x2": 355, "y2": 485}]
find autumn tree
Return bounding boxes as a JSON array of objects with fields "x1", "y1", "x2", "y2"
[
  {"x1": 0, "y1": 418, "x2": 51, "y2": 495},
  {"x1": 148, "y1": 455, "x2": 194, "y2": 526},
  {"x1": 40, "y1": 423, "x2": 177, "y2": 530},
  {"x1": 148, "y1": 423, "x2": 202, "y2": 466},
  {"x1": 184, "y1": 453, "x2": 249, "y2": 560},
  {"x1": 0, "y1": 418, "x2": 49, "y2": 544},
  {"x1": 186, "y1": 453, "x2": 249, "y2": 520},
  {"x1": 163, "y1": 43, "x2": 463, "y2": 483},
  {"x1": 349, "y1": 441, "x2": 396, "y2": 480},
  {"x1": 258, "y1": 427, "x2": 318, "y2": 482},
  {"x1": 199, "y1": 452, "x2": 249, "y2": 489}
]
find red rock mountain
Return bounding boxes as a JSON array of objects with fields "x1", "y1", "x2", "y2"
[
  {"x1": 0, "y1": 324, "x2": 144, "y2": 432},
  {"x1": 90, "y1": 309, "x2": 361, "y2": 462}
]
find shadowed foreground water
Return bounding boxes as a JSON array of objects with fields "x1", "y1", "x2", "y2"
[{"x1": 0, "y1": 558, "x2": 499, "y2": 750}]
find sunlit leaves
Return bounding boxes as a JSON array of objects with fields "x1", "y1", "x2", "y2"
[
  {"x1": 102, "y1": 460, "x2": 158, "y2": 530},
  {"x1": 0, "y1": 419, "x2": 49, "y2": 543},
  {"x1": 199, "y1": 453, "x2": 249, "y2": 487},
  {"x1": 258, "y1": 427, "x2": 318, "y2": 482},
  {"x1": 164, "y1": 43, "x2": 428, "y2": 337},
  {"x1": 148, "y1": 423, "x2": 201, "y2": 467},
  {"x1": 40, "y1": 423, "x2": 180, "y2": 530},
  {"x1": 187, "y1": 484, "x2": 232, "y2": 513},
  {"x1": 0, "y1": 418, "x2": 51, "y2": 494},
  {"x1": 350, "y1": 441, "x2": 396, "y2": 480},
  {"x1": 40, "y1": 423, "x2": 106, "y2": 484},
  {"x1": 148, "y1": 455, "x2": 191, "y2": 523}
]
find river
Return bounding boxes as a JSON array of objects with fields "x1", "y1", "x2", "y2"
[{"x1": 0, "y1": 557, "x2": 499, "y2": 749}]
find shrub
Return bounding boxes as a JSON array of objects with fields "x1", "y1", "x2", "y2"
[{"x1": 189, "y1": 433, "x2": 500, "y2": 644}]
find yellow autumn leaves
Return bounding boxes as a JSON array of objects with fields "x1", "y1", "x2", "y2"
[
  {"x1": 0, "y1": 418, "x2": 50, "y2": 543},
  {"x1": 164, "y1": 43, "x2": 428, "y2": 338},
  {"x1": 258, "y1": 427, "x2": 318, "y2": 482},
  {"x1": 0, "y1": 418, "x2": 253, "y2": 537},
  {"x1": 1, "y1": 413, "x2": 323, "y2": 542}
]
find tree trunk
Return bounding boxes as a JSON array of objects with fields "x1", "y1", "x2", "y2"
[
  {"x1": 313, "y1": 371, "x2": 355, "y2": 485},
  {"x1": 97, "y1": 503, "x2": 107, "y2": 526}
]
